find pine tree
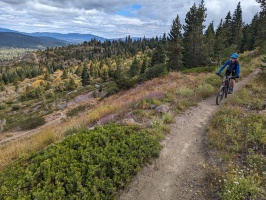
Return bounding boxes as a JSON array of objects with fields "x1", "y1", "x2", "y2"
[
  {"x1": 214, "y1": 19, "x2": 227, "y2": 66},
  {"x1": 204, "y1": 21, "x2": 215, "y2": 63},
  {"x1": 101, "y1": 66, "x2": 109, "y2": 82},
  {"x1": 75, "y1": 64, "x2": 83, "y2": 76},
  {"x1": 167, "y1": 14, "x2": 183, "y2": 71},
  {"x1": 223, "y1": 11, "x2": 232, "y2": 46},
  {"x1": 240, "y1": 24, "x2": 253, "y2": 52},
  {"x1": 231, "y1": 2, "x2": 243, "y2": 51},
  {"x1": 81, "y1": 64, "x2": 90, "y2": 86},
  {"x1": 44, "y1": 70, "x2": 50, "y2": 81},
  {"x1": 68, "y1": 78, "x2": 77, "y2": 90},
  {"x1": 256, "y1": 0, "x2": 266, "y2": 49},
  {"x1": 140, "y1": 55, "x2": 148, "y2": 74},
  {"x1": 150, "y1": 41, "x2": 166, "y2": 67},
  {"x1": 183, "y1": 0, "x2": 207, "y2": 68},
  {"x1": 249, "y1": 14, "x2": 260, "y2": 49},
  {"x1": 62, "y1": 70, "x2": 68, "y2": 79},
  {"x1": 129, "y1": 57, "x2": 140, "y2": 77}
]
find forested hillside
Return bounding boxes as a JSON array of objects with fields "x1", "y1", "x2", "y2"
[
  {"x1": 0, "y1": 1, "x2": 265, "y2": 199},
  {"x1": 0, "y1": 0, "x2": 265, "y2": 132}
]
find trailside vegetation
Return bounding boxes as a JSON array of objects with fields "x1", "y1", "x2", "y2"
[
  {"x1": 208, "y1": 67, "x2": 266, "y2": 199},
  {"x1": 0, "y1": 124, "x2": 161, "y2": 199}
]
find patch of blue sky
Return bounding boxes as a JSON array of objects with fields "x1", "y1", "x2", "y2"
[{"x1": 116, "y1": 4, "x2": 141, "y2": 17}]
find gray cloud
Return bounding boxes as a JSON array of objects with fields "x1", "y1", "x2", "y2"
[{"x1": 0, "y1": 0, "x2": 261, "y2": 38}]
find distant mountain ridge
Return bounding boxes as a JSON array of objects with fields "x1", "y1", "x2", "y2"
[
  {"x1": 29, "y1": 32, "x2": 107, "y2": 44},
  {"x1": 0, "y1": 28, "x2": 107, "y2": 48},
  {"x1": 0, "y1": 32, "x2": 69, "y2": 49}
]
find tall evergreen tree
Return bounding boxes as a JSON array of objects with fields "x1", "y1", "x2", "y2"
[
  {"x1": 140, "y1": 55, "x2": 148, "y2": 74},
  {"x1": 223, "y1": 11, "x2": 233, "y2": 45},
  {"x1": 240, "y1": 24, "x2": 253, "y2": 52},
  {"x1": 150, "y1": 42, "x2": 166, "y2": 67},
  {"x1": 61, "y1": 70, "x2": 68, "y2": 79},
  {"x1": 167, "y1": 14, "x2": 183, "y2": 71},
  {"x1": 183, "y1": 0, "x2": 207, "y2": 68},
  {"x1": 231, "y1": 2, "x2": 243, "y2": 51},
  {"x1": 81, "y1": 64, "x2": 90, "y2": 86},
  {"x1": 214, "y1": 19, "x2": 227, "y2": 66},
  {"x1": 204, "y1": 21, "x2": 215, "y2": 63},
  {"x1": 256, "y1": 0, "x2": 266, "y2": 49},
  {"x1": 129, "y1": 57, "x2": 140, "y2": 77}
]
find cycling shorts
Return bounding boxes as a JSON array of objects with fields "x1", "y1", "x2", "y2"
[{"x1": 225, "y1": 70, "x2": 237, "y2": 79}]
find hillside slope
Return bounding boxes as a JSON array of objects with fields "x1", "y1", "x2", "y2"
[{"x1": 118, "y1": 69, "x2": 260, "y2": 200}]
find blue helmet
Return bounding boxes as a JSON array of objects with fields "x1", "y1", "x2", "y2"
[{"x1": 231, "y1": 53, "x2": 238, "y2": 59}]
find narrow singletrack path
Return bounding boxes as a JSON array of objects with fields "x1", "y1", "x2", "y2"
[{"x1": 118, "y1": 69, "x2": 260, "y2": 200}]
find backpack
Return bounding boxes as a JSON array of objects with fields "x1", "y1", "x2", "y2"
[{"x1": 227, "y1": 59, "x2": 239, "y2": 71}]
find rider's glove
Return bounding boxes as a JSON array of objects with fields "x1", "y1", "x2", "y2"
[
  {"x1": 235, "y1": 75, "x2": 239, "y2": 78},
  {"x1": 216, "y1": 72, "x2": 221, "y2": 76}
]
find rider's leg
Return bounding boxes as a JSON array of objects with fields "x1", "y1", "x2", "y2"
[
  {"x1": 229, "y1": 79, "x2": 235, "y2": 93},
  {"x1": 230, "y1": 79, "x2": 235, "y2": 88}
]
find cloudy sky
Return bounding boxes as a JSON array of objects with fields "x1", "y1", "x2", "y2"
[{"x1": 0, "y1": 0, "x2": 262, "y2": 39}]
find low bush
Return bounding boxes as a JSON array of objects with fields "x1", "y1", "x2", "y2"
[
  {"x1": 195, "y1": 83, "x2": 214, "y2": 99},
  {"x1": 105, "y1": 85, "x2": 120, "y2": 97},
  {"x1": 138, "y1": 63, "x2": 168, "y2": 82},
  {"x1": 0, "y1": 124, "x2": 161, "y2": 199},
  {"x1": 20, "y1": 116, "x2": 46, "y2": 130},
  {"x1": 208, "y1": 70, "x2": 266, "y2": 199},
  {"x1": 182, "y1": 66, "x2": 216, "y2": 73},
  {"x1": 0, "y1": 103, "x2": 6, "y2": 110},
  {"x1": 66, "y1": 105, "x2": 89, "y2": 117},
  {"x1": 11, "y1": 104, "x2": 20, "y2": 111}
]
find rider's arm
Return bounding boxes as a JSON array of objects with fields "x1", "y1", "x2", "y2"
[
  {"x1": 236, "y1": 63, "x2": 240, "y2": 77},
  {"x1": 217, "y1": 60, "x2": 230, "y2": 74}
]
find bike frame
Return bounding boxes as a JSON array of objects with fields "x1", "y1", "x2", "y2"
[{"x1": 216, "y1": 75, "x2": 234, "y2": 105}]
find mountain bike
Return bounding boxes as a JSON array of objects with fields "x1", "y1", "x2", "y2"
[{"x1": 216, "y1": 75, "x2": 234, "y2": 105}]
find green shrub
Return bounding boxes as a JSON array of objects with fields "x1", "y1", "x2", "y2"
[
  {"x1": 0, "y1": 103, "x2": 6, "y2": 110},
  {"x1": 182, "y1": 66, "x2": 216, "y2": 73},
  {"x1": 11, "y1": 104, "x2": 20, "y2": 111},
  {"x1": 221, "y1": 174, "x2": 263, "y2": 200},
  {"x1": 205, "y1": 74, "x2": 221, "y2": 87},
  {"x1": 0, "y1": 124, "x2": 161, "y2": 199},
  {"x1": 195, "y1": 83, "x2": 214, "y2": 99},
  {"x1": 139, "y1": 63, "x2": 168, "y2": 81},
  {"x1": 162, "y1": 113, "x2": 173, "y2": 124},
  {"x1": 105, "y1": 85, "x2": 120, "y2": 97},
  {"x1": 20, "y1": 116, "x2": 46, "y2": 130},
  {"x1": 176, "y1": 87, "x2": 194, "y2": 97},
  {"x1": 66, "y1": 105, "x2": 88, "y2": 117}
]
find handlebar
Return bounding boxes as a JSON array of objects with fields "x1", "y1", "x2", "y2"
[{"x1": 216, "y1": 74, "x2": 238, "y2": 79}]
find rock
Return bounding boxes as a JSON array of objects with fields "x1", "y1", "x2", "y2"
[
  {"x1": 0, "y1": 119, "x2": 6, "y2": 134},
  {"x1": 122, "y1": 118, "x2": 139, "y2": 125},
  {"x1": 150, "y1": 104, "x2": 157, "y2": 109},
  {"x1": 155, "y1": 105, "x2": 170, "y2": 113},
  {"x1": 56, "y1": 102, "x2": 68, "y2": 110}
]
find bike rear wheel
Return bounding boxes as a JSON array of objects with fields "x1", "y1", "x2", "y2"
[
  {"x1": 216, "y1": 86, "x2": 224, "y2": 105},
  {"x1": 225, "y1": 86, "x2": 228, "y2": 98}
]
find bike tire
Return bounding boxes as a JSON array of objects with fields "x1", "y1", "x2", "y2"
[{"x1": 216, "y1": 86, "x2": 224, "y2": 105}]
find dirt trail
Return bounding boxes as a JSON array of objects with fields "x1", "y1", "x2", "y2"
[{"x1": 118, "y1": 69, "x2": 260, "y2": 200}]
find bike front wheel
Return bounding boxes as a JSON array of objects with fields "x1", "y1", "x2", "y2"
[{"x1": 216, "y1": 86, "x2": 224, "y2": 105}]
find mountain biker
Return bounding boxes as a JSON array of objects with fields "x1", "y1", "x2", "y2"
[{"x1": 216, "y1": 53, "x2": 240, "y2": 94}]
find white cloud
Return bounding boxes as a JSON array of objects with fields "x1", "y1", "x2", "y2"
[{"x1": 0, "y1": 0, "x2": 262, "y2": 38}]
